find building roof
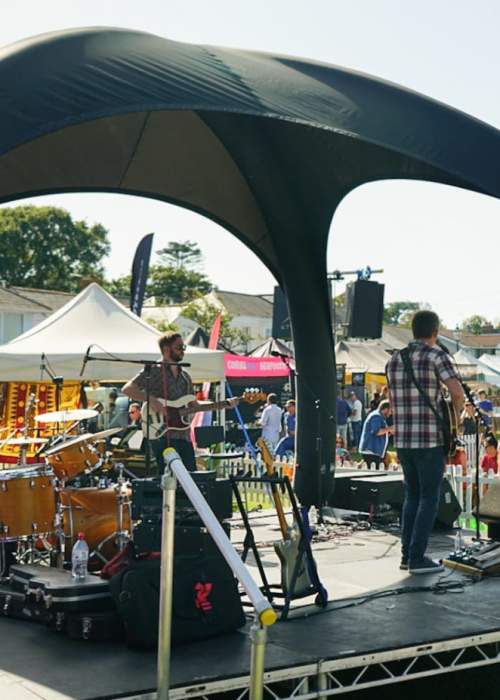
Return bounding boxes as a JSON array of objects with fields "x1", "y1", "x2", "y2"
[
  {"x1": 0, "y1": 287, "x2": 49, "y2": 313},
  {"x1": 9, "y1": 286, "x2": 74, "y2": 312},
  {"x1": 440, "y1": 329, "x2": 500, "y2": 349},
  {"x1": 211, "y1": 290, "x2": 273, "y2": 318}
]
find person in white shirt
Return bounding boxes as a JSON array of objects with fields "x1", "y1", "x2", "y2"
[
  {"x1": 259, "y1": 393, "x2": 283, "y2": 451},
  {"x1": 348, "y1": 390, "x2": 363, "y2": 448}
]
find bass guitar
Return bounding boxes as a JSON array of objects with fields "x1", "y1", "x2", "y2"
[
  {"x1": 142, "y1": 388, "x2": 266, "y2": 439},
  {"x1": 257, "y1": 438, "x2": 313, "y2": 597}
]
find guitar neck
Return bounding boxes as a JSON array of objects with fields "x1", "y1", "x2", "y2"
[{"x1": 257, "y1": 438, "x2": 289, "y2": 538}]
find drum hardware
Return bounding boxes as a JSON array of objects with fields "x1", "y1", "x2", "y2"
[{"x1": 35, "y1": 408, "x2": 99, "y2": 423}]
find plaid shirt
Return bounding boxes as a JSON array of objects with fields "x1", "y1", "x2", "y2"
[
  {"x1": 385, "y1": 341, "x2": 457, "y2": 449},
  {"x1": 131, "y1": 364, "x2": 193, "y2": 441}
]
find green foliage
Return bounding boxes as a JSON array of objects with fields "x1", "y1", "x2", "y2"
[
  {"x1": 461, "y1": 315, "x2": 492, "y2": 335},
  {"x1": 148, "y1": 265, "x2": 212, "y2": 304},
  {"x1": 156, "y1": 241, "x2": 203, "y2": 269},
  {"x1": 383, "y1": 301, "x2": 425, "y2": 327},
  {"x1": 103, "y1": 275, "x2": 132, "y2": 298},
  {"x1": 0, "y1": 205, "x2": 110, "y2": 292},
  {"x1": 147, "y1": 318, "x2": 179, "y2": 333},
  {"x1": 182, "y1": 295, "x2": 251, "y2": 350}
]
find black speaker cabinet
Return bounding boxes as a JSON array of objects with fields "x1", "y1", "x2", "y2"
[
  {"x1": 272, "y1": 286, "x2": 291, "y2": 340},
  {"x1": 478, "y1": 482, "x2": 500, "y2": 524},
  {"x1": 345, "y1": 280, "x2": 384, "y2": 339},
  {"x1": 390, "y1": 477, "x2": 461, "y2": 529}
]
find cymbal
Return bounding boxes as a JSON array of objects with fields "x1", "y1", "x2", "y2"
[
  {"x1": 87, "y1": 427, "x2": 124, "y2": 441},
  {"x1": 35, "y1": 408, "x2": 98, "y2": 423},
  {"x1": 4, "y1": 437, "x2": 49, "y2": 446}
]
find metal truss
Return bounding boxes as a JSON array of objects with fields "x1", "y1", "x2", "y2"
[{"x1": 123, "y1": 630, "x2": 500, "y2": 700}]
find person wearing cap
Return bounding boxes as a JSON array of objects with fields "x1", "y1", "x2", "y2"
[
  {"x1": 348, "y1": 390, "x2": 363, "y2": 448},
  {"x1": 358, "y1": 400, "x2": 393, "y2": 469}
]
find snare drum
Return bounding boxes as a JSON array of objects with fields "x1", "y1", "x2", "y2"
[
  {"x1": 0, "y1": 466, "x2": 56, "y2": 540},
  {"x1": 45, "y1": 434, "x2": 101, "y2": 481},
  {"x1": 59, "y1": 485, "x2": 132, "y2": 569}
]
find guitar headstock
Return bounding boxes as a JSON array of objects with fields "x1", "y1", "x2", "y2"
[{"x1": 242, "y1": 388, "x2": 267, "y2": 404}]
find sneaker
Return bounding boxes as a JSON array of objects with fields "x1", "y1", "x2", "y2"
[
  {"x1": 409, "y1": 557, "x2": 444, "y2": 574},
  {"x1": 399, "y1": 559, "x2": 408, "y2": 571}
]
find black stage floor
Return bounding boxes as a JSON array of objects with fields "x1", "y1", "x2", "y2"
[{"x1": 2, "y1": 570, "x2": 500, "y2": 699}]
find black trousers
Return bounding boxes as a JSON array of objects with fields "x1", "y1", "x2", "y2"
[{"x1": 360, "y1": 452, "x2": 385, "y2": 469}]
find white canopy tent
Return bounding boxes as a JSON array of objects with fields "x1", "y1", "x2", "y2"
[
  {"x1": 0, "y1": 283, "x2": 225, "y2": 383},
  {"x1": 335, "y1": 340, "x2": 390, "y2": 374},
  {"x1": 476, "y1": 354, "x2": 500, "y2": 387}
]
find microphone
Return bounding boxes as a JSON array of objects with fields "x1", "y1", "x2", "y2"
[{"x1": 79, "y1": 345, "x2": 93, "y2": 377}]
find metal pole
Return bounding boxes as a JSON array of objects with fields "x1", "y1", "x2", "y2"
[
  {"x1": 157, "y1": 471, "x2": 177, "y2": 700},
  {"x1": 249, "y1": 620, "x2": 267, "y2": 700}
]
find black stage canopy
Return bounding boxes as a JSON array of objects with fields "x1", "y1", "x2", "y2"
[{"x1": 1, "y1": 27, "x2": 499, "y2": 504}]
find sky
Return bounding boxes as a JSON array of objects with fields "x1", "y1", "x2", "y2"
[{"x1": 1, "y1": 1, "x2": 499, "y2": 328}]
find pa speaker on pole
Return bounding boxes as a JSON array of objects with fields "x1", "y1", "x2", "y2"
[
  {"x1": 345, "y1": 280, "x2": 385, "y2": 339},
  {"x1": 272, "y1": 286, "x2": 291, "y2": 340}
]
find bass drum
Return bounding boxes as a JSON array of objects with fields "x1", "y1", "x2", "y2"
[
  {"x1": 0, "y1": 466, "x2": 55, "y2": 540},
  {"x1": 59, "y1": 485, "x2": 131, "y2": 570}
]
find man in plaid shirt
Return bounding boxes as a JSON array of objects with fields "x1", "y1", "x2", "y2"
[{"x1": 386, "y1": 311, "x2": 464, "y2": 574}]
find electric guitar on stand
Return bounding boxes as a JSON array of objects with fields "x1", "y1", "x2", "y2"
[{"x1": 257, "y1": 437, "x2": 313, "y2": 597}]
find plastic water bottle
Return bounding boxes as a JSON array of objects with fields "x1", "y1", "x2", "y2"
[
  {"x1": 454, "y1": 528, "x2": 464, "y2": 553},
  {"x1": 71, "y1": 532, "x2": 89, "y2": 581}
]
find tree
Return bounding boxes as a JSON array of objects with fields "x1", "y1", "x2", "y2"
[
  {"x1": 157, "y1": 241, "x2": 203, "y2": 269},
  {"x1": 461, "y1": 315, "x2": 491, "y2": 335},
  {"x1": 0, "y1": 205, "x2": 110, "y2": 292},
  {"x1": 148, "y1": 265, "x2": 212, "y2": 304},
  {"x1": 383, "y1": 301, "x2": 426, "y2": 327},
  {"x1": 182, "y1": 296, "x2": 251, "y2": 351},
  {"x1": 103, "y1": 275, "x2": 132, "y2": 299}
]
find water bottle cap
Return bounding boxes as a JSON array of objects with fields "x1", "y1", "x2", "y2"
[{"x1": 77, "y1": 532, "x2": 85, "y2": 540}]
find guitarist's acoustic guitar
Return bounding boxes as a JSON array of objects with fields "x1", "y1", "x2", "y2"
[
  {"x1": 142, "y1": 389, "x2": 266, "y2": 439},
  {"x1": 257, "y1": 437, "x2": 313, "y2": 597}
]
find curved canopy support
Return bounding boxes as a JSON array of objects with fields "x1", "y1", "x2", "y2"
[{"x1": 1, "y1": 28, "x2": 499, "y2": 504}]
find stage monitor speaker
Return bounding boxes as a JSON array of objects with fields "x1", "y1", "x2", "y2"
[
  {"x1": 272, "y1": 286, "x2": 291, "y2": 340},
  {"x1": 477, "y1": 482, "x2": 500, "y2": 522},
  {"x1": 345, "y1": 280, "x2": 384, "y2": 339},
  {"x1": 385, "y1": 477, "x2": 461, "y2": 529}
]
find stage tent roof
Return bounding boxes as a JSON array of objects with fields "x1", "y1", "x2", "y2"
[
  {"x1": 335, "y1": 340, "x2": 390, "y2": 374},
  {"x1": 476, "y1": 354, "x2": 500, "y2": 387},
  {"x1": 0, "y1": 283, "x2": 225, "y2": 383},
  {"x1": 1, "y1": 27, "x2": 499, "y2": 504}
]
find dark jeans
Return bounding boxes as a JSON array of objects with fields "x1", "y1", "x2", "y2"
[
  {"x1": 351, "y1": 421, "x2": 362, "y2": 447},
  {"x1": 398, "y1": 447, "x2": 445, "y2": 564},
  {"x1": 151, "y1": 437, "x2": 196, "y2": 473}
]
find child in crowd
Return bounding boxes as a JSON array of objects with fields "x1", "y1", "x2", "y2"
[
  {"x1": 481, "y1": 434, "x2": 499, "y2": 474},
  {"x1": 335, "y1": 434, "x2": 351, "y2": 465}
]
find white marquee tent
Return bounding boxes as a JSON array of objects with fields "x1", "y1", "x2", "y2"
[{"x1": 0, "y1": 283, "x2": 225, "y2": 383}]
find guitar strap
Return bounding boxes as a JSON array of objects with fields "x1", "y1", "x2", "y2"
[
  {"x1": 400, "y1": 347, "x2": 447, "y2": 438},
  {"x1": 160, "y1": 363, "x2": 170, "y2": 446}
]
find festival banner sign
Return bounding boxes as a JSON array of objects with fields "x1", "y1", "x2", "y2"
[{"x1": 224, "y1": 355, "x2": 290, "y2": 378}]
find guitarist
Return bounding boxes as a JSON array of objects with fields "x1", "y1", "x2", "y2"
[
  {"x1": 123, "y1": 332, "x2": 239, "y2": 472},
  {"x1": 386, "y1": 311, "x2": 464, "y2": 575}
]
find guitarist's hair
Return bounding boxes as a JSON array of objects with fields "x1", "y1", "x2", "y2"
[
  {"x1": 158, "y1": 331, "x2": 183, "y2": 352},
  {"x1": 411, "y1": 310, "x2": 439, "y2": 340}
]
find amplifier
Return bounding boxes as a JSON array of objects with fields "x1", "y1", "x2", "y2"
[
  {"x1": 348, "y1": 475, "x2": 404, "y2": 512},
  {"x1": 132, "y1": 472, "x2": 233, "y2": 523},
  {"x1": 133, "y1": 521, "x2": 231, "y2": 555}
]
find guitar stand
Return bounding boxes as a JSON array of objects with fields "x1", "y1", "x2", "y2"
[{"x1": 230, "y1": 474, "x2": 328, "y2": 620}]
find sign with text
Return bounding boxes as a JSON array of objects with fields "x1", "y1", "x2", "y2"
[{"x1": 224, "y1": 354, "x2": 290, "y2": 378}]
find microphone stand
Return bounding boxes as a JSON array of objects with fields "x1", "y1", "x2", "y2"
[
  {"x1": 460, "y1": 381, "x2": 489, "y2": 541},
  {"x1": 40, "y1": 353, "x2": 64, "y2": 434},
  {"x1": 83, "y1": 354, "x2": 190, "y2": 477}
]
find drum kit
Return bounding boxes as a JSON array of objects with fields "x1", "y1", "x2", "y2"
[{"x1": 0, "y1": 407, "x2": 132, "y2": 575}]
